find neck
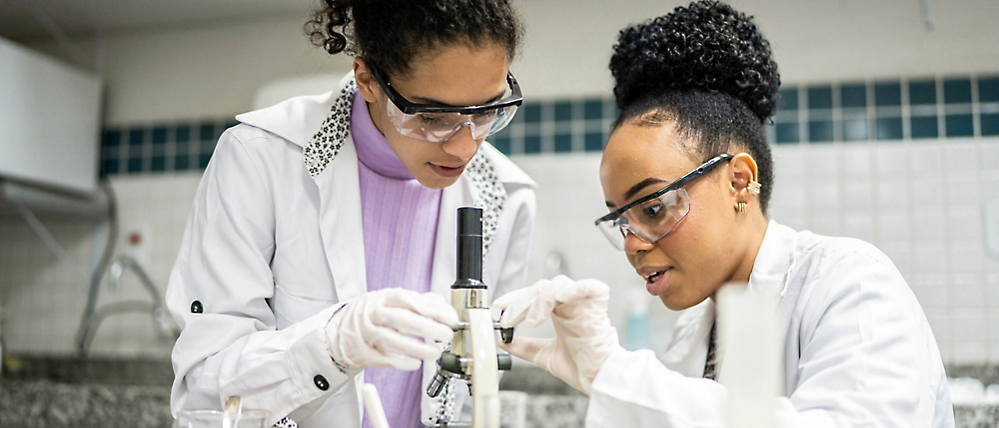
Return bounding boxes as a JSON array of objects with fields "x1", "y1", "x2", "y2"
[{"x1": 730, "y1": 212, "x2": 769, "y2": 284}]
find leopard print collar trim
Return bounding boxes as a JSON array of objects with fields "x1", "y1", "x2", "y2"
[
  {"x1": 302, "y1": 77, "x2": 507, "y2": 256},
  {"x1": 303, "y1": 79, "x2": 356, "y2": 178}
]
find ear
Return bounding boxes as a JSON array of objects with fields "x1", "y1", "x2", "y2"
[
  {"x1": 353, "y1": 57, "x2": 380, "y2": 104},
  {"x1": 729, "y1": 153, "x2": 759, "y2": 202}
]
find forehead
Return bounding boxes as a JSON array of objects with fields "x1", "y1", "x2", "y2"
[
  {"x1": 600, "y1": 122, "x2": 699, "y2": 201},
  {"x1": 392, "y1": 43, "x2": 510, "y2": 106}
]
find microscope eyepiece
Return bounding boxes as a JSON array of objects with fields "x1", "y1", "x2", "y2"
[{"x1": 454, "y1": 207, "x2": 485, "y2": 287}]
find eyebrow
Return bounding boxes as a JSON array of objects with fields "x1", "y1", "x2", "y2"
[
  {"x1": 410, "y1": 90, "x2": 507, "y2": 107},
  {"x1": 605, "y1": 177, "x2": 669, "y2": 208}
]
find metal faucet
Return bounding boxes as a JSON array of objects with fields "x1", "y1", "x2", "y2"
[
  {"x1": 426, "y1": 207, "x2": 513, "y2": 428},
  {"x1": 75, "y1": 253, "x2": 180, "y2": 355}
]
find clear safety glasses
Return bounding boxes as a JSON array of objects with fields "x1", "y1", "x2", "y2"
[
  {"x1": 370, "y1": 65, "x2": 523, "y2": 143},
  {"x1": 594, "y1": 154, "x2": 734, "y2": 250}
]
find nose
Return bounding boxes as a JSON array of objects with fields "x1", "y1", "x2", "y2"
[
  {"x1": 440, "y1": 124, "x2": 479, "y2": 162},
  {"x1": 623, "y1": 229, "x2": 654, "y2": 255}
]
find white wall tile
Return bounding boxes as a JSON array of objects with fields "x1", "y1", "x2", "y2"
[
  {"x1": 843, "y1": 213, "x2": 876, "y2": 242},
  {"x1": 880, "y1": 240, "x2": 912, "y2": 274},
  {"x1": 947, "y1": 178, "x2": 981, "y2": 206},
  {"x1": 773, "y1": 146, "x2": 807, "y2": 181},
  {"x1": 912, "y1": 242, "x2": 948, "y2": 275},
  {"x1": 952, "y1": 342, "x2": 987, "y2": 365},
  {"x1": 947, "y1": 208, "x2": 983, "y2": 241},
  {"x1": 951, "y1": 243, "x2": 985, "y2": 274},
  {"x1": 875, "y1": 144, "x2": 908, "y2": 177},
  {"x1": 927, "y1": 314, "x2": 950, "y2": 345},
  {"x1": 949, "y1": 279, "x2": 984, "y2": 309},
  {"x1": 952, "y1": 311, "x2": 986, "y2": 343},
  {"x1": 843, "y1": 182, "x2": 874, "y2": 210},
  {"x1": 912, "y1": 208, "x2": 947, "y2": 240},
  {"x1": 808, "y1": 215, "x2": 843, "y2": 237},
  {"x1": 912, "y1": 284, "x2": 949, "y2": 310},
  {"x1": 987, "y1": 280, "x2": 999, "y2": 311},
  {"x1": 943, "y1": 142, "x2": 979, "y2": 176},
  {"x1": 842, "y1": 146, "x2": 873, "y2": 176},
  {"x1": 878, "y1": 210, "x2": 911, "y2": 241},
  {"x1": 910, "y1": 144, "x2": 944, "y2": 177},
  {"x1": 988, "y1": 315, "x2": 999, "y2": 352},
  {"x1": 805, "y1": 145, "x2": 840, "y2": 180},
  {"x1": 807, "y1": 182, "x2": 841, "y2": 210},
  {"x1": 876, "y1": 179, "x2": 910, "y2": 207},
  {"x1": 770, "y1": 183, "x2": 807, "y2": 211}
]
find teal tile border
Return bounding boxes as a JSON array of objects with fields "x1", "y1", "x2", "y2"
[{"x1": 100, "y1": 74, "x2": 999, "y2": 176}]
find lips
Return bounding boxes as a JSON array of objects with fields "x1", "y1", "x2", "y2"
[
  {"x1": 640, "y1": 267, "x2": 672, "y2": 296},
  {"x1": 429, "y1": 163, "x2": 466, "y2": 179}
]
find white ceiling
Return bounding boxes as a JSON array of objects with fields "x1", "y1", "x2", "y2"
[{"x1": 0, "y1": 0, "x2": 316, "y2": 40}]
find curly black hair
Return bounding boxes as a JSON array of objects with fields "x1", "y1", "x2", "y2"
[
  {"x1": 305, "y1": 0, "x2": 523, "y2": 79},
  {"x1": 609, "y1": 0, "x2": 780, "y2": 213}
]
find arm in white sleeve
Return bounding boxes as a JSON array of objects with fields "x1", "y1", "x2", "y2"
[
  {"x1": 587, "y1": 252, "x2": 946, "y2": 428},
  {"x1": 167, "y1": 130, "x2": 355, "y2": 426}
]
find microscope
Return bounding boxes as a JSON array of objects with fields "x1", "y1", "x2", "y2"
[{"x1": 426, "y1": 207, "x2": 514, "y2": 428}]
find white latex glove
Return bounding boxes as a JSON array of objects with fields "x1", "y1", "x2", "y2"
[
  {"x1": 325, "y1": 288, "x2": 459, "y2": 372},
  {"x1": 493, "y1": 275, "x2": 622, "y2": 395}
]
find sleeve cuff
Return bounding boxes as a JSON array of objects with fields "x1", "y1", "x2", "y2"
[{"x1": 283, "y1": 304, "x2": 359, "y2": 415}]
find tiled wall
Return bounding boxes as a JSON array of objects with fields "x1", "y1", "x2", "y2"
[
  {"x1": 770, "y1": 76, "x2": 999, "y2": 143},
  {"x1": 97, "y1": 74, "x2": 999, "y2": 177},
  {"x1": 4, "y1": 74, "x2": 998, "y2": 364},
  {"x1": 0, "y1": 173, "x2": 203, "y2": 358}
]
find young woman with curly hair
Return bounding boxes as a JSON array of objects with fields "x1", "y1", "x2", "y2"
[
  {"x1": 494, "y1": 1, "x2": 954, "y2": 426},
  {"x1": 166, "y1": 1, "x2": 536, "y2": 427}
]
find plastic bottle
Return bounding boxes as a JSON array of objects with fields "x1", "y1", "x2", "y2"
[{"x1": 623, "y1": 287, "x2": 652, "y2": 351}]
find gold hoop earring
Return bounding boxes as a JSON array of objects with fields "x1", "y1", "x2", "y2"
[
  {"x1": 737, "y1": 202, "x2": 747, "y2": 213},
  {"x1": 747, "y1": 181, "x2": 762, "y2": 195}
]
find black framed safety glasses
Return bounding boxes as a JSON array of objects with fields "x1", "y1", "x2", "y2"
[
  {"x1": 594, "y1": 154, "x2": 734, "y2": 249},
  {"x1": 368, "y1": 64, "x2": 523, "y2": 143}
]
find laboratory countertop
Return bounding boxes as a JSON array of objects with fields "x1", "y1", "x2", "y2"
[{"x1": 0, "y1": 356, "x2": 994, "y2": 428}]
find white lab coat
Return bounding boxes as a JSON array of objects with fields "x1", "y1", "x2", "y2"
[
  {"x1": 587, "y1": 220, "x2": 954, "y2": 428},
  {"x1": 166, "y1": 73, "x2": 537, "y2": 428}
]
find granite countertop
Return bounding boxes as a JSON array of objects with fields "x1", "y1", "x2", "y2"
[{"x1": 1, "y1": 355, "x2": 996, "y2": 428}]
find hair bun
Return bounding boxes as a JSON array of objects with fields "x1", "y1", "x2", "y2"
[{"x1": 610, "y1": 0, "x2": 780, "y2": 123}]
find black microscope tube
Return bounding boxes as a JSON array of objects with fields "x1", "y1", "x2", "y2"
[{"x1": 455, "y1": 207, "x2": 484, "y2": 286}]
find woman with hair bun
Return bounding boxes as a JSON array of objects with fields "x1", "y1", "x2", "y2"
[
  {"x1": 494, "y1": 1, "x2": 954, "y2": 426},
  {"x1": 166, "y1": 1, "x2": 536, "y2": 427}
]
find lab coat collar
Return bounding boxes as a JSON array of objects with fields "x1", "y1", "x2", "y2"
[
  {"x1": 234, "y1": 74, "x2": 349, "y2": 149},
  {"x1": 660, "y1": 220, "x2": 799, "y2": 379},
  {"x1": 748, "y1": 220, "x2": 797, "y2": 298},
  {"x1": 660, "y1": 299, "x2": 716, "y2": 377},
  {"x1": 234, "y1": 70, "x2": 532, "y2": 298}
]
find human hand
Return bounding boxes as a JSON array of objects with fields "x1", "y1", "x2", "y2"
[
  {"x1": 324, "y1": 288, "x2": 459, "y2": 371},
  {"x1": 493, "y1": 275, "x2": 621, "y2": 394}
]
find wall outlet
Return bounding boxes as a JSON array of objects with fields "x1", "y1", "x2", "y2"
[{"x1": 122, "y1": 225, "x2": 151, "y2": 269}]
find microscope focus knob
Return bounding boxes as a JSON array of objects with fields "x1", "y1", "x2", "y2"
[
  {"x1": 497, "y1": 354, "x2": 512, "y2": 371},
  {"x1": 500, "y1": 327, "x2": 514, "y2": 344}
]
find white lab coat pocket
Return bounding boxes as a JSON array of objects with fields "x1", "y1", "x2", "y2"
[{"x1": 271, "y1": 283, "x2": 339, "y2": 329}]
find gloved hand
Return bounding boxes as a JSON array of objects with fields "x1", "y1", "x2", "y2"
[
  {"x1": 325, "y1": 288, "x2": 459, "y2": 372},
  {"x1": 493, "y1": 275, "x2": 622, "y2": 395}
]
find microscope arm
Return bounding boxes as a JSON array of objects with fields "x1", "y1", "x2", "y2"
[{"x1": 467, "y1": 308, "x2": 500, "y2": 428}]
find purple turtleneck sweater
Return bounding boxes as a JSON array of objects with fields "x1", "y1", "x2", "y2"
[{"x1": 351, "y1": 90, "x2": 443, "y2": 428}]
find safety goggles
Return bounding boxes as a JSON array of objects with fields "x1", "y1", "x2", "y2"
[
  {"x1": 594, "y1": 154, "x2": 734, "y2": 250},
  {"x1": 369, "y1": 65, "x2": 523, "y2": 143}
]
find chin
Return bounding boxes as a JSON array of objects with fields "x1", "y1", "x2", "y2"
[
  {"x1": 415, "y1": 174, "x2": 460, "y2": 189},
  {"x1": 659, "y1": 293, "x2": 705, "y2": 312}
]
